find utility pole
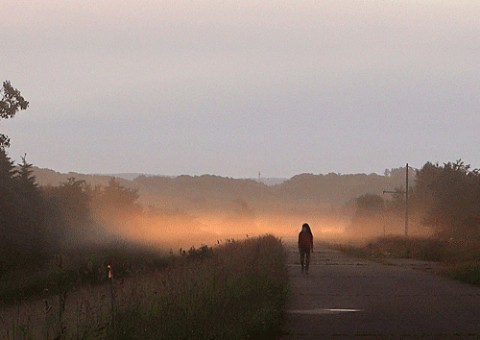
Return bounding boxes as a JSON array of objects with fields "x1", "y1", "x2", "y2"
[
  {"x1": 383, "y1": 162, "x2": 410, "y2": 238},
  {"x1": 405, "y1": 163, "x2": 409, "y2": 237}
]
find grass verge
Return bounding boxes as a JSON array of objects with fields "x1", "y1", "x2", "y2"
[
  {"x1": 0, "y1": 240, "x2": 169, "y2": 304},
  {"x1": 111, "y1": 235, "x2": 288, "y2": 339},
  {"x1": 1, "y1": 235, "x2": 288, "y2": 339},
  {"x1": 335, "y1": 236, "x2": 480, "y2": 287}
]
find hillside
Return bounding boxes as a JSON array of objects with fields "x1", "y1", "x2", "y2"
[{"x1": 30, "y1": 167, "x2": 411, "y2": 210}]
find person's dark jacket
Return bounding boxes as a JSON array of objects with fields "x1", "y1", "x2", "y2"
[{"x1": 298, "y1": 230, "x2": 313, "y2": 251}]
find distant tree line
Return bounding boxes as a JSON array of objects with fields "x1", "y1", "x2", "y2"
[{"x1": 129, "y1": 170, "x2": 409, "y2": 213}]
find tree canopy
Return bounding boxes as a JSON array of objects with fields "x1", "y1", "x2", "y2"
[{"x1": 0, "y1": 80, "x2": 29, "y2": 149}]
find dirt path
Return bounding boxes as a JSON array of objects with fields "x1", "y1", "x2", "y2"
[{"x1": 281, "y1": 243, "x2": 480, "y2": 338}]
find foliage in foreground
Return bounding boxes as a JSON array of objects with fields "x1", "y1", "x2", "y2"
[
  {"x1": 0, "y1": 240, "x2": 169, "y2": 304},
  {"x1": 111, "y1": 235, "x2": 288, "y2": 339},
  {"x1": 336, "y1": 236, "x2": 480, "y2": 287},
  {"x1": 1, "y1": 235, "x2": 288, "y2": 340}
]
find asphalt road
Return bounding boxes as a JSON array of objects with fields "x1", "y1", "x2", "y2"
[{"x1": 281, "y1": 244, "x2": 480, "y2": 339}]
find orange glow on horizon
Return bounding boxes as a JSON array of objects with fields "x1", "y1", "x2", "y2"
[{"x1": 94, "y1": 209, "x2": 352, "y2": 250}]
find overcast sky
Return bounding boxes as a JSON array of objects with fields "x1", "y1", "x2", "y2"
[{"x1": 1, "y1": 1, "x2": 479, "y2": 178}]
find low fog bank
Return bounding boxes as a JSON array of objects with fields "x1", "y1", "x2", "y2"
[
  {"x1": 9, "y1": 161, "x2": 475, "y2": 260},
  {"x1": 59, "y1": 191, "x2": 432, "y2": 252},
  {"x1": 94, "y1": 204, "x2": 428, "y2": 251},
  {"x1": 101, "y1": 211, "x2": 350, "y2": 250}
]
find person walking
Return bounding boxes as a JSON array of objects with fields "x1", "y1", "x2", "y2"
[{"x1": 298, "y1": 223, "x2": 314, "y2": 274}]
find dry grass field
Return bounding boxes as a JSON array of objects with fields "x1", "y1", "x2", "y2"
[{"x1": 0, "y1": 235, "x2": 288, "y2": 339}]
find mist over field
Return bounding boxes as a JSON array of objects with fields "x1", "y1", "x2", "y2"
[{"x1": 23, "y1": 165, "x2": 427, "y2": 250}]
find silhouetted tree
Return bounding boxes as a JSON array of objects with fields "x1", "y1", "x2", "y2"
[
  {"x1": 350, "y1": 194, "x2": 385, "y2": 235},
  {"x1": 91, "y1": 178, "x2": 141, "y2": 227},
  {"x1": 394, "y1": 160, "x2": 480, "y2": 239},
  {"x1": 15, "y1": 154, "x2": 45, "y2": 255},
  {"x1": 0, "y1": 149, "x2": 20, "y2": 266},
  {"x1": 420, "y1": 160, "x2": 480, "y2": 238},
  {"x1": 43, "y1": 178, "x2": 92, "y2": 247},
  {"x1": 0, "y1": 81, "x2": 29, "y2": 149},
  {"x1": 101, "y1": 178, "x2": 139, "y2": 211},
  {"x1": 0, "y1": 151, "x2": 44, "y2": 269},
  {"x1": 354, "y1": 194, "x2": 385, "y2": 217}
]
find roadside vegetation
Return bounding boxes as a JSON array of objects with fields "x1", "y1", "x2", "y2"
[
  {"x1": 112, "y1": 235, "x2": 288, "y2": 339},
  {"x1": 337, "y1": 236, "x2": 480, "y2": 286},
  {"x1": 1, "y1": 235, "x2": 288, "y2": 339},
  {"x1": 0, "y1": 240, "x2": 169, "y2": 304},
  {"x1": 342, "y1": 160, "x2": 480, "y2": 287}
]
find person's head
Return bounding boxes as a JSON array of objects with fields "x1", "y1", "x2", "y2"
[{"x1": 302, "y1": 223, "x2": 310, "y2": 232}]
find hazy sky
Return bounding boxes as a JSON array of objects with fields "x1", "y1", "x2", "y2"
[{"x1": 1, "y1": 1, "x2": 479, "y2": 178}]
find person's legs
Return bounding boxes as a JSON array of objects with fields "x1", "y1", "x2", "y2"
[
  {"x1": 305, "y1": 249, "x2": 311, "y2": 273},
  {"x1": 299, "y1": 248, "x2": 305, "y2": 273}
]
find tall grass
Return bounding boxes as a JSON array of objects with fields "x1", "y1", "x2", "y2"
[
  {"x1": 111, "y1": 235, "x2": 288, "y2": 339},
  {"x1": 1, "y1": 235, "x2": 288, "y2": 339}
]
